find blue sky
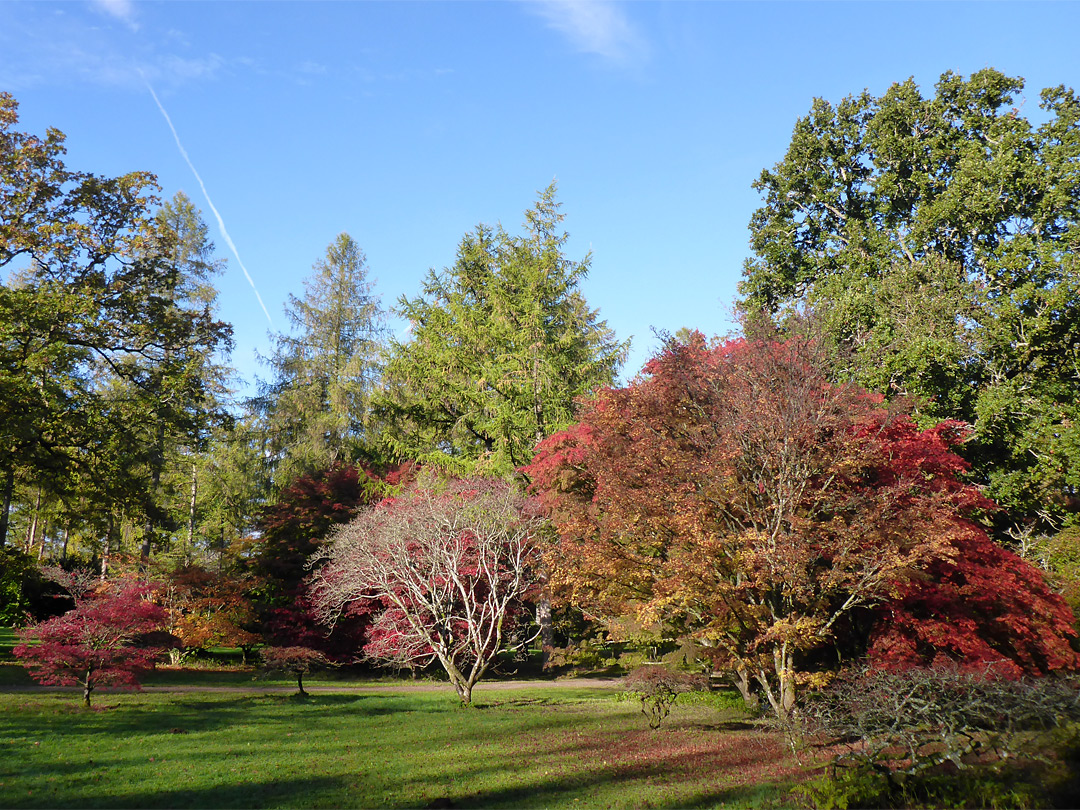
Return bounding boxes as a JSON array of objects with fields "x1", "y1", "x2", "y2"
[{"x1": 3, "y1": 1, "x2": 1079, "y2": 396}]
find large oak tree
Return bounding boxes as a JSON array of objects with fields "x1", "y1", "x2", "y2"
[
  {"x1": 739, "y1": 69, "x2": 1080, "y2": 535},
  {"x1": 0, "y1": 93, "x2": 232, "y2": 557}
]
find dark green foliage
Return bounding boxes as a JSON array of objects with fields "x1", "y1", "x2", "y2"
[
  {"x1": 376, "y1": 183, "x2": 627, "y2": 476},
  {"x1": 740, "y1": 69, "x2": 1080, "y2": 532},
  {"x1": 0, "y1": 548, "x2": 64, "y2": 625}
]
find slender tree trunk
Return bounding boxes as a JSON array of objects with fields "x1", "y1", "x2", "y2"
[
  {"x1": 37, "y1": 517, "x2": 50, "y2": 560},
  {"x1": 537, "y1": 595, "x2": 554, "y2": 668},
  {"x1": 83, "y1": 670, "x2": 93, "y2": 707},
  {"x1": 141, "y1": 421, "x2": 166, "y2": 566},
  {"x1": 297, "y1": 672, "x2": 306, "y2": 696},
  {"x1": 186, "y1": 463, "x2": 198, "y2": 562},
  {"x1": 24, "y1": 486, "x2": 41, "y2": 554},
  {"x1": 0, "y1": 465, "x2": 15, "y2": 548},
  {"x1": 101, "y1": 513, "x2": 114, "y2": 580},
  {"x1": 61, "y1": 523, "x2": 70, "y2": 561}
]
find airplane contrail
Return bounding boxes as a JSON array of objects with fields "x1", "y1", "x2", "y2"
[{"x1": 142, "y1": 78, "x2": 274, "y2": 327}]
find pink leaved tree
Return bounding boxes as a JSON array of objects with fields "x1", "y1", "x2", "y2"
[
  {"x1": 309, "y1": 477, "x2": 543, "y2": 704},
  {"x1": 14, "y1": 582, "x2": 169, "y2": 706}
]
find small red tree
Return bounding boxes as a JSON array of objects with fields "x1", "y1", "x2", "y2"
[
  {"x1": 309, "y1": 477, "x2": 543, "y2": 704},
  {"x1": 260, "y1": 646, "x2": 331, "y2": 695},
  {"x1": 14, "y1": 583, "x2": 169, "y2": 706}
]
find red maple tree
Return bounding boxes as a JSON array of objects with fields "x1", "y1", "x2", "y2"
[
  {"x1": 526, "y1": 333, "x2": 1079, "y2": 719},
  {"x1": 14, "y1": 582, "x2": 169, "y2": 706},
  {"x1": 309, "y1": 477, "x2": 543, "y2": 703}
]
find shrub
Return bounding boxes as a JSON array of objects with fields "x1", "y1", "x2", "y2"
[
  {"x1": 620, "y1": 665, "x2": 707, "y2": 729},
  {"x1": 797, "y1": 665, "x2": 1080, "y2": 808}
]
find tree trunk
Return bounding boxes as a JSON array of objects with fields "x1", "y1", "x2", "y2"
[
  {"x1": 24, "y1": 486, "x2": 41, "y2": 554},
  {"x1": 756, "y1": 644, "x2": 797, "y2": 723},
  {"x1": 0, "y1": 465, "x2": 14, "y2": 548},
  {"x1": 537, "y1": 595, "x2": 554, "y2": 669},
  {"x1": 141, "y1": 421, "x2": 166, "y2": 567},
  {"x1": 731, "y1": 667, "x2": 759, "y2": 711},
  {"x1": 101, "y1": 513, "x2": 114, "y2": 580},
  {"x1": 61, "y1": 523, "x2": 70, "y2": 561},
  {"x1": 454, "y1": 679, "x2": 473, "y2": 705},
  {"x1": 83, "y1": 670, "x2": 93, "y2": 707},
  {"x1": 297, "y1": 671, "x2": 306, "y2": 696},
  {"x1": 37, "y1": 517, "x2": 50, "y2": 560},
  {"x1": 186, "y1": 463, "x2": 198, "y2": 563}
]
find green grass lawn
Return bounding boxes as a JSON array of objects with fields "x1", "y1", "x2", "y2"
[
  {"x1": 0, "y1": 684, "x2": 813, "y2": 809},
  {"x1": 0, "y1": 626, "x2": 18, "y2": 659}
]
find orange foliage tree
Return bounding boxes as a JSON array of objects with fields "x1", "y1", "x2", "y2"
[{"x1": 527, "y1": 333, "x2": 1078, "y2": 721}]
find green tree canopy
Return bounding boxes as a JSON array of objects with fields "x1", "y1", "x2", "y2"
[
  {"x1": 376, "y1": 184, "x2": 628, "y2": 476},
  {"x1": 739, "y1": 69, "x2": 1080, "y2": 533},
  {"x1": 0, "y1": 92, "x2": 232, "y2": 556},
  {"x1": 256, "y1": 233, "x2": 386, "y2": 489}
]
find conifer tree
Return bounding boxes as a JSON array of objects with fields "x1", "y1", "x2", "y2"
[
  {"x1": 258, "y1": 233, "x2": 386, "y2": 488},
  {"x1": 377, "y1": 184, "x2": 628, "y2": 475}
]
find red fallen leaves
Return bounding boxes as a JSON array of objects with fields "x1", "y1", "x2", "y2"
[{"x1": 13, "y1": 582, "x2": 169, "y2": 706}]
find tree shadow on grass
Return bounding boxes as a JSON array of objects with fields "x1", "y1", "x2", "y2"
[
  {"x1": 0, "y1": 692, "x2": 404, "y2": 739},
  {"x1": 15, "y1": 775, "x2": 347, "y2": 809}
]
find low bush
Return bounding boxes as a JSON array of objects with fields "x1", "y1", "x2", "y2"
[
  {"x1": 619, "y1": 665, "x2": 707, "y2": 729},
  {"x1": 795, "y1": 665, "x2": 1080, "y2": 808}
]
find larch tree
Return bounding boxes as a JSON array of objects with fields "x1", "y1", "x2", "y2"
[
  {"x1": 258, "y1": 233, "x2": 386, "y2": 488},
  {"x1": 739, "y1": 68, "x2": 1080, "y2": 535},
  {"x1": 375, "y1": 183, "x2": 628, "y2": 477}
]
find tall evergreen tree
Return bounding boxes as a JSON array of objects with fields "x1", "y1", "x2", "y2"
[
  {"x1": 135, "y1": 191, "x2": 233, "y2": 562},
  {"x1": 377, "y1": 184, "x2": 628, "y2": 476},
  {"x1": 257, "y1": 233, "x2": 386, "y2": 488}
]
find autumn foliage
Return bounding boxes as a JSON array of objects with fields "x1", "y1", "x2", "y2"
[
  {"x1": 14, "y1": 582, "x2": 169, "y2": 706},
  {"x1": 869, "y1": 531, "x2": 1080, "y2": 678},
  {"x1": 251, "y1": 463, "x2": 388, "y2": 593},
  {"x1": 527, "y1": 333, "x2": 1079, "y2": 719},
  {"x1": 309, "y1": 477, "x2": 543, "y2": 703},
  {"x1": 261, "y1": 646, "x2": 331, "y2": 695}
]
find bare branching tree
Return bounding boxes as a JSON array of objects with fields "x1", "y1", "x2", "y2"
[{"x1": 309, "y1": 477, "x2": 543, "y2": 703}]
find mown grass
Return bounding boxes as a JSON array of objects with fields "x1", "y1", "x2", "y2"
[
  {"x1": 0, "y1": 626, "x2": 18, "y2": 659},
  {"x1": 0, "y1": 685, "x2": 812, "y2": 809}
]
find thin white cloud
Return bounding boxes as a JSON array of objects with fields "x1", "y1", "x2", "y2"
[
  {"x1": 90, "y1": 0, "x2": 139, "y2": 32},
  {"x1": 525, "y1": 0, "x2": 647, "y2": 65},
  {"x1": 142, "y1": 78, "x2": 275, "y2": 328}
]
